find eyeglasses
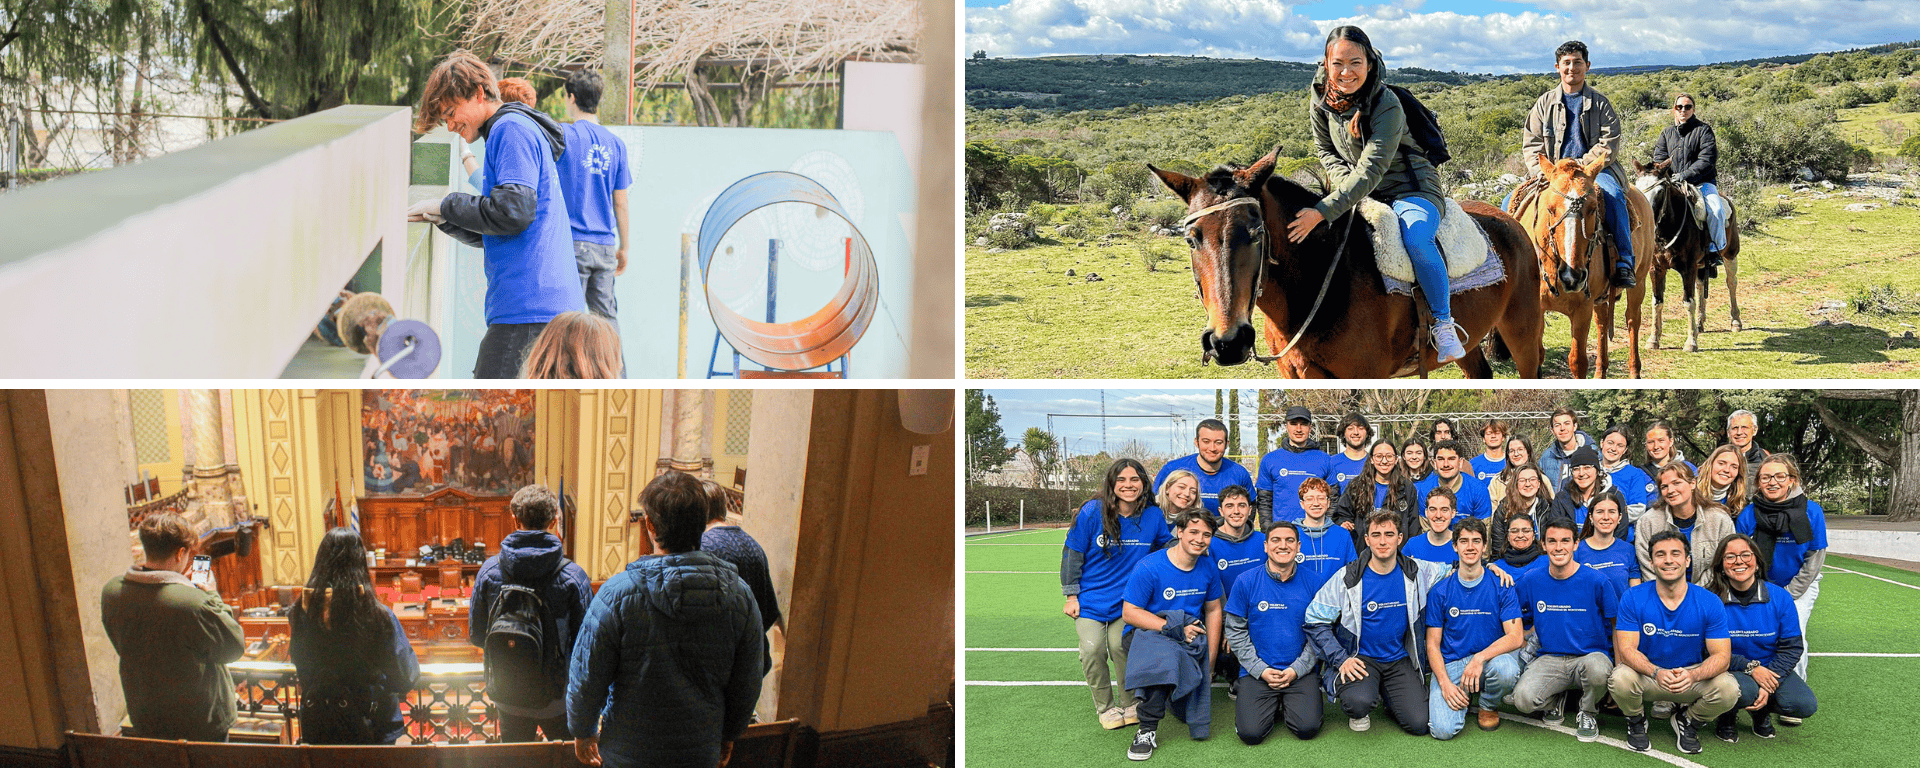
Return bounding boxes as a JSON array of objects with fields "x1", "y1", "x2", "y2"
[
  {"x1": 1725, "y1": 551, "x2": 1756, "y2": 561},
  {"x1": 1759, "y1": 473, "x2": 1793, "y2": 483},
  {"x1": 1674, "y1": 104, "x2": 1694, "y2": 111}
]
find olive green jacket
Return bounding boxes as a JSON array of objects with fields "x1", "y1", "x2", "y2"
[
  {"x1": 1523, "y1": 84, "x2": 1627, "y2": 182},
  {"x1": 1309, "y1": 79, "x2": 1444, "y2": 222},
  {"x1": 100, "y1": 566, "x2": 246, "y2": 739}
]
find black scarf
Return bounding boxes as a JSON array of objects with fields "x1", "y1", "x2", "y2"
[
  {"x1": 1751, "y1": 489, "x2": 1813, "y2": 562},
  {"x1": 1502, "y1": 525, "x2": 1545, "y2": 568}
]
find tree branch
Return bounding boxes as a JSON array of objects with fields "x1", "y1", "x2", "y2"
[
  {"x1": 1818, "y1": 389, "x2": 1900, "y2": 401},
  {"x1": 195, "y1": 1, "x2": 273, "y2": 119},
  {"x1": 1812, "y1": 399, "x2": 1896, "y2": 465}
]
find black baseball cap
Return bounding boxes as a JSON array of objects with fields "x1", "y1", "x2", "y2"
[{"x1": 1286, "y1": 405, "x2": 1313, "y2": 423}]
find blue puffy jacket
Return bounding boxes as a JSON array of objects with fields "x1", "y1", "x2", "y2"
[
  {"x1": 567, "y1": 551, "x2": 763, "y2": 768},
  {"x1": 471, "y1": 529, "x2": 593, "y2": 717}
]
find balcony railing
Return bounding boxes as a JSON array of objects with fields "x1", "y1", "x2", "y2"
[{"x1": 228, "y1": 660, "x2": 494, "y2": 744}]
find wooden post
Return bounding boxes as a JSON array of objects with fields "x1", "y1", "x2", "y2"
[{"x1": 603, "y1": 0, "x2": 633, "y2": 125}]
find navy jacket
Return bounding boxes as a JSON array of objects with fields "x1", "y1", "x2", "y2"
[
  {"x1": 472, "y1": 529, "x2": 594, "y2": 716},
  {"x1": 568, "y1": 551, "x2": 763, "y2": 768},
  {"x1": 1125, "y1": 608, "x2": 1212, "y2": 739}
]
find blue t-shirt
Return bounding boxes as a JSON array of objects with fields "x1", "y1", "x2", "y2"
[
  {"x1": 478, "y1": 111, "x2": 586, "y2": 325},
  {"x1": 1734, "y1": 500, "x2": 1830, "y2": 587},
  {"x1": 557, "y1": 119, "x2": 633, "y2": 244},
  {"x1": 1207, "y1": 533, "x2": 1266, "y2": 601},
  {"x1": 1471, "y1": 454, "x2": 1507, "y2": 483},
  {"x1": 1609, "y1": 464, "x2": 1657, "y2": 517},
  {"x1": 1358, "y1": 567, "x2": 1411, "y2": 662},
  {"x1": 1575, "y1": 538, "x2": 1638, "y2": 597},
  {"x1": 1497, "y1": 554, "x2": 1550, "y2": 583},
  {"x1": 1226, "y1": 566, "x2": 1319, "y2": 677},
  {"x1": 1123, "y1": 550, "x2": 1224, "y2": 636},
  {"x1": 1064, "y1": 501, "x2": 1173, "y2": 622},
  {"x1": 1561, "y1": 91, "x2": 1589, "y2": 159},
  {"x1": 1425, "y1": 571, "x2": 1522, "y2": 663},
  {"x1": 1154, "y1": 454, "x2": 1255, "y2": 515},
  {"x1": 1403, "y1": 534, "x2": 1456, "y2": 565},
  {"x1": 1519, "y1": 564, "x2": 1619, "y2": 657},
  {"x1": 1411, "y1": 469, "x2": 1438, "y2": 501},
  {"x1": 1723, "y1": 582, "x2": 1802, "y2": 667},
  {"x1": 1618, "y1": 582, "x2": 1729, "y2": 669},
  {"x1": 1297, "y1": 525, "x2": 1358, "y2": 590},
  {"x1": 1329, "y1": 452, "x2": 1370, "y2": 494},
  {"x1": 1430, "y1": 474, "x2": 1493, "y2": 524},
  {"x1": 1256, "y1": 446, "x2": 1332, "y2": 522}
]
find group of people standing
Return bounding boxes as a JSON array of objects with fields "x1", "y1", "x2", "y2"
[
  {"x1": 408, "y1": 52, "x2": 633, "y2": 379},
  {"x1": 100, "y1": 471, "x2": 778, "y2": 768},
  {"x1": 1301, "y1": 26, "x2": 1731, "y2": 363},
  {"x1": 1062, "y1": 408, "x2": 1824, "y2": 761}
]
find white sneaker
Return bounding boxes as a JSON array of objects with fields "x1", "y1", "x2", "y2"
[
  {"x1": 1432, "y1": 317, "x2": 1469, "y2": 364},
  {"x1": 1350, "y1": 715, "x2": 1372, "y2": 732},
  {"x1": 1122, "y1": 704, "x2": 1140, "y2": 726},
  {"x1": 1100, "y1": 707, "x2": 1126, "y2": 730}
]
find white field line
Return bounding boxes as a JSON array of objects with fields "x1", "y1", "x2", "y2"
[
  {"x1": 967, "y1": 647, "x2": 1075, "y2": 652},
  {"x1": 968, "y1": 528, "x2": 1059, "y2": 542},
  {"x1": 966, "y1": 571, "x2": 1055, "y2": 574},
  {"x1": 1826, "y1": 566, "x2": 1920, "y2": 591},
  {"x1": 963, "y1": 648, "x2": 1920, "y2": 657},
  {"x1": 967, "y1": 543, "x2": 1064, "y2": 546}
]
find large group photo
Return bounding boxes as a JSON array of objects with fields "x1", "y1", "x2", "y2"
[
  {"x1": 963, "y1": 387, "x2": 1920, "y2": 766},
  {"x1": 964, "y1": 2, "x2": 1920, "y2": 379}
]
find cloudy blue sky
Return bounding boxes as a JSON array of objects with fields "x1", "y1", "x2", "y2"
[
  {"x1": 976, "y1": 388, "x2": 1262, "y2": 461},
  {"x1": 965, "y1": 0, "x2": 1920, "y2": 74}
]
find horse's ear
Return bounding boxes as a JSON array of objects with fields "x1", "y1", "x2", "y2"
[
  {"x1": 1149, "y1": 164, "x2": 1200, "y2": 203},
  {"x1": 1581, "y1": 153, "x2": 1609, "y2": 180},
  {"x1": 1244, "y1": 146, "x2": 1281, "y2": 191},
  {"x1": 1632, "y1": 159, "x2": 1649, "y2": 176}
]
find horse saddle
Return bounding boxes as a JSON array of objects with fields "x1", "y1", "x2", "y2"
[
  {"x1": 1357, "y1": 197, "x2": 1503, "y2": 296},
  {"x1": 1633, "y1": 175, "x2": 1709, "y2": 230}
]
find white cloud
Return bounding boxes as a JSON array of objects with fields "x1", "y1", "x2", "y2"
[{"x1": 967, "y1": 1, "x2": 1920, "y2": 73}]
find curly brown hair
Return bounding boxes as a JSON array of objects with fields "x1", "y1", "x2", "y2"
[{"x1": 415, "y1": 52, "x2": 499, "y2": 134}]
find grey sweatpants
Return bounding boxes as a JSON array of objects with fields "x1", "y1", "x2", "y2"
[
  {"x1": 575, "y1": 240, "x2": 621, "y2": 323},
  {"x1": 1512, "y1": 651, "x2": 1613, "y2": 716}
]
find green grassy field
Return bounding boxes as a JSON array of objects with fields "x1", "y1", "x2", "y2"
[
  {"x1": 1836, "y1": 102, "x2": 1920, "y2": 155},
  {"x1": 964, "y1": 526, "x2": 1920, "y2": 767},
  {"x1": 966, "y1": 190, "x2": 1920, "y2": 379}
]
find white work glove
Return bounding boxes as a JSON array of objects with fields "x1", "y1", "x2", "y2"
[{"x1": 406, "y1": 196, "x2": 445, "y2": 223}]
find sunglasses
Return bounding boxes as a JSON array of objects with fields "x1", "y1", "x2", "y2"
[{"x1": 1673, "y1": 104, "x2": 1694, "y2": 111}]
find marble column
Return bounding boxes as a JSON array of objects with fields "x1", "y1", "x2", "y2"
[
  {"x1": 182, "y1": 389, "x2": 247, "y2": 534},
  {"x1": 663, "y1": 390, "x2": 712, "y2": 477}
]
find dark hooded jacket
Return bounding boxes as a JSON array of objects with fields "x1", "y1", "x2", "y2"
[
  {"x1": 471, "y1": 529, "x2": 594, "y2": 717},
  {"x1": 568, "y1": 551, "x2": 763, "y2": 768},
  {"x1": 99, "y1": 566, "x2": 246, "y2": 740},
  {"x1": 437, "y1": 102, "x2": 569, "y2": 246}
]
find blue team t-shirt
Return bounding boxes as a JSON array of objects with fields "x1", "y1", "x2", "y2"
[
  {"x1": 1064, "y1": 500, "x2": 1173, "y2": 622},
  {"x1": 1257, "y1": 447, "x2": 1332, "y2": 522},
  {"x1": 1154, "y1": 454, "x2": 1255, "y2": 515},
  {"x1": 1723, "y1": 582, "x2": 1802, "y2": 667},
  {"x1": 1471, "y1": 454, "x2": 1507, "y2": 483},
  {"x1": 1208, "y1": 533, "x2": 1266, "y2": 601},
  {"x1": 1297, "y1": 526, "x2": 1358, "y2": 590},
  {"x1": 1403, "y1": 534, "x2": 1456, "y2": 565},
  {"x1": 1735, "y1": 500, "x2": 1830, "y2": 587},
  {"x1": 1424, "y1": 572, "x2": 1522, "y2": 663},
  {"x1": 1226, "y1": 566, "x2": 1319, "y2": 677},
  {"x1": 1609, "y1": 464, "x2": 1657, "y2": 514},
  {"x1": 557, "y1": 120, "x2": 633, "y2": 244},
  {"x1": 1430, "y1": 475, "x2": 1493, "y2": 524},
  {"x1": 479, "y1": 111, "x2": 586, "y2": 325},
  {"x1": 1123, "y1": 550, "x2": 1224, "y2": 636},
  {"x1": 1575, "y1": 538, "x2": 1638, "y2": 596},
  {"x1": 1519, "y1": 564, "x2": 1619, "y2": 657},
  {"x1": 1618, "y1": 582, "x2": 1729, "y2": 669},
  {"x1": 1329, "y1": 452, "x2": 1369, "y2": 493},
  {"x1": 1411, "y1": 470, "x2": 1438, "y2": 501},
  {"x1": 1496, "y1": 554, "x2": 1550, "y2": 583},
  {"x1": 1358, "y1": 567, "x2": 1411, "y2": 662}
]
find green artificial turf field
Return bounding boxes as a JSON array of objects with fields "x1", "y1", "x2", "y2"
[{"x1": 963, "y1": 526, "x2": 1920, "y2": 766}]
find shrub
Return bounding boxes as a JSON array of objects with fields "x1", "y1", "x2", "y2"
[
  {"x1": 1868, "y1": 82, "x2": 1902, "y2": 103},
  {"x1": 1054, "y1": 220, "x2": 1088, "y2": 239},
  {"x1": 1849, "y1": 284, "x2": 1918, "y2": 316},
  {"x1": 1895, "y1": 83, "x2": 1920, "y2": 113},
  {"x1": 1024, "y1": 202, "x2": 1059, "y2": 228},
  {"x1": 1821, "y1": 82, "x2": 1872, "y2": 110},
  {"x1": 1133, "y1": 198, "x2": 1188, "y2": 230},
  {"x1": 1901, "y1": 135, "x2": 1920, "y2": 161},
  {"x1": 985, "y1": 226, "x2": 1030, "y2": 250},
  {"x1": 1715, "y1": 103, "x2": 1856, "y2": 182},
  {"x1": 1137, "y1": 240, "x2": 1182, "y2": 272}
]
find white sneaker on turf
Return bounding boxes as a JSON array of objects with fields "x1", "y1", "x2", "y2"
[{"x1": 1350, "y1": 716, "x2": 1371, "y2": 732}]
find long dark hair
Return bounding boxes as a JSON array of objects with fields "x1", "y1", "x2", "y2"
[
  {"x1": 295, "y1": 528, "x2": 388, "y2": 637},
  {"x1": 1708, "y1": 533, "x2": 1772, "y2": 599},
  {"x1": 1496, "y1": 435, "x2": 1539, "y2": 492},
  {"x1": 1579, "y1": 488, "x2": 1630, "y2": 540},
  {"x1": 1099, "y1": 458, "x2": 1150, "y2": 554},
  {"x1": 1340, "y1": 441, "x2": 1407, "y2": 514},
  {"x1": 1316, "y1": 25, "x2": 1386, "y2": 140}
]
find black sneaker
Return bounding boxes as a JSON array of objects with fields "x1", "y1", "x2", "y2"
[
  {"x1": 1541, "y1": 696, "x2": 1565, "y2": 725},
  {"x1": 1128, "y1": 728, "x2": 1158, "y2": 761},
  {"x1": 1626, "y1": 715, "x2": 1651, "y2": 752},
  {"x1": 1612, "y1": 265, "x2": 1637, "y2": 289},
  {"x1": 1673, "y1": 712, "x2": 1703, "y2": 754},
  {"x1": 1754, "y1": 713, "x2": 1777, "y2": 739},
  {"x1": 1715, "y1": 712, "x2": 1739, "y2": 743}
]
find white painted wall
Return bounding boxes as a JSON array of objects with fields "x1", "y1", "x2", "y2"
[{"x1": 1828, "y1": 528, "x2": 1920, "y2": 563}]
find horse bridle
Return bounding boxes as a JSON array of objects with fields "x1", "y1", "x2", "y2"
[
  {"x1": 1179, "y1": 194, "x2": 1349, "y2": 367},
  {"x1": 1646, "y1": 177, "x2": 1691, "y2": 251},
  {"x1": 1539, "y1": 183, "x2": 1604, "y2": 298}
]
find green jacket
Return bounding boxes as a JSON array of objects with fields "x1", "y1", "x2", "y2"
[
  {"x1": 100, "y1": 566, "x2": 245, "y2": 739},
  {"x1": 1309, "y1": 71, "x2": 1444, "y2": 222}
]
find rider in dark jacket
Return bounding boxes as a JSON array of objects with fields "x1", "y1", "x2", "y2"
[{"x1": 1650, "y1": 93, "x2": 1729, "y2": 276}]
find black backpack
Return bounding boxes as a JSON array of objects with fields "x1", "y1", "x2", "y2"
[
  {"x1": 482, "y1": 564, "x2": 569, "y2": 708},
  {"x1": 1384, "y1": 84, "x2": 1451, "y2": 167}
]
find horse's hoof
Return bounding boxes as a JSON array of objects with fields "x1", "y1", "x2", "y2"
[
  {"x1": 1685, "y1": 342, "x2": 1699, "y2": 353},
  {"x1": 1731, "y1": 322, "x2": 1744, "y2": 333}
]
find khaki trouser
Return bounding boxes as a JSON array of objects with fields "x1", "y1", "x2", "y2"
[
  {"x1": 1607, "y1": 664, "x2": 1739, "y2": 720},
  {"x1": 1075, "y1": 617, "x2": 1138, "y2": 713}
]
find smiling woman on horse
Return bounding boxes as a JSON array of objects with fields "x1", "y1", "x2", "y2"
[{"x1": 1299, "y1": 25, "x2": 1466, "y2": 363}]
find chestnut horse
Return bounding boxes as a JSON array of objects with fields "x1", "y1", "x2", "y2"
[
  {"x1": 1504, "y1": 150, "x2": 1654, "y2": 378},
  {"x1": 1148, "y1": 147, "x2": 1543, "y2": 378},
  {"x1": 1633, "y1": 159, "x2": 1742, "y2": 353}
]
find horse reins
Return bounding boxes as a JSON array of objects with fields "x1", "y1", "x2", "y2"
[
  {"x1": 1179, "y1": 195, "x2": 1348, "y2": 368},
  {"x1": 1255, "y1": 211, "x2": 1350, "y2": 366}
]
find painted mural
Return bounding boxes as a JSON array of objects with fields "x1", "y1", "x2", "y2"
[{"x1": 361, "y1": 390, "x2": 534, "y2": 497}]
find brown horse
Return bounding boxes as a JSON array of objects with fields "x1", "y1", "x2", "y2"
[
  {"x1": 1633, "y1": 159, "x2": 1743, "y2": 353},
  {"x1": 1505, "y1": 150, "x2": 1653, "y2": 378},
  {"x1": 1148, "y1": 147, "x2": 1543, "y2": 378}
]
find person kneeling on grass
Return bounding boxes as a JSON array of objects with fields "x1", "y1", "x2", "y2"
[
  {"x1": 1608, "y1": 530, "x2": 1740, "y2": 755},
  {"x1": 1423, "y1": 517, "x2": 1526, "y2": 739},
  {"x1": 1304, "y1": 511, "x2": 1478, "y2": 737},
  {"x1": 1512, "y1": 517, "x2": 1619, "y2": 742},
  {"x1": 1120, "y1": 510, "x2": 1224, "y2": 761},
  {"x1": 1708, "y1": 533, "x2": 1817, "y2": 742},
  {"x1": 1224, "y1": 520, "x2": 1324, "y2": 744}
]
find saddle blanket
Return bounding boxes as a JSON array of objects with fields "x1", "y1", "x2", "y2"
[
  {"x1": 1357, "y1": 197, "x2": 1505, "y2": 297},
  {"x1": 1633, "y1": 175, "x2": 1709, "y2": 229}
]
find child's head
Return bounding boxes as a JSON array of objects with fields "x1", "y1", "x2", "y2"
[
  {"x1": 520, "y1": 311, "x2": 623, "y2": 379},
  {"x1": 415, "y1": 52, "x2": 500, "y2": 137},
  {"x1": 496, "y1": 77, "x2": 537, "y2": 108}
]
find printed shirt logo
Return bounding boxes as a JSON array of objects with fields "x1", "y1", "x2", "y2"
[
  {"x1": 1646, "y1": 483, "x2": 1657, "y2": 493},
  {"x1": 1366, "y1": 599, "x2": 1405, "y2": 613},
  {"x1": 1163, "y1": 587, "x2": 1178, "y2": 600},
  {"x1": 587, "y1": 144, "x2": 614, "y2": 175},
  {"x1": 1259, "y1": 600, "x2": 1283, "y2": 612},
  {"x1": 1538, "y1": 600, "x2": 1548, "y2": 612},
  {"x1": 1367, "y1": 601, "x2": 1379, "y2": 612},
  {"x1": 1448, "y1": 606, "x2": 1460, "y2": 618},
  {"x1": 1536, "y1": 600, "x2": 1586, "y2": 613},
  {"x1": 1095, "y1": 534, "x2": 1106, "y2": 548},
  {"x1": 1218, "y1": 559, "x2": 1230, "y2": 570},
  {"x1": 1294, "y1": 552, "x2": 1307, "y2": 563},
  {"x1": 1642, "y1": 622, "x2": 1658, "y2": 635},
  {"x1": 1643, "y1": 624, "x2": 1700, "y2": 639}
]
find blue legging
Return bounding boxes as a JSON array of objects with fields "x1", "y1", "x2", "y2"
[
  {"x1": 1394, "y1": 196, "x2": 1451, "y2": 320},
  {"x1": 1594, "y1": 169, "x2": 1635, "y2": 271}
]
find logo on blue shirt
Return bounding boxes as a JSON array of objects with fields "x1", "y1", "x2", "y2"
[
  {"x1": 1448, "y1": 606, "x2": 1460, "y2": 618},
  {"x1": 1163, "y1": 587, "x2": 1177, "y2": 600},
  {"x1": 1258, "y1": 600, "x2": 1288, "y2": 612},
  {"x1": 1218, "y1": 559, "x2": 1230, "y2": 570},
  {"x1": 587, "y1": 144, "x2": 613, "y2": 175}
]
